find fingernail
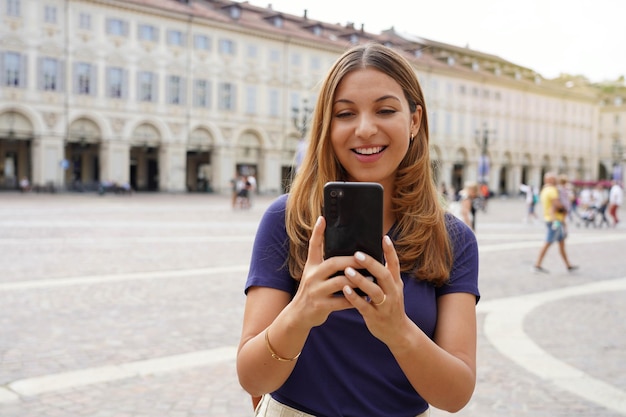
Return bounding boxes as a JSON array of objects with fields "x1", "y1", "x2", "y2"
[
  {"x1": 355, "y1": 252, "x2": 366, "y2": 261},
  {"x1": 345, "y1": 267, "x2": 356, "y2": 277},
  {"x1": 384, "y1": 235, "x2": 392, "y2": 246},
  {"x1": 343, "y1": 286, "x2": 353, "y2": 295},
  {"x1": 316, "y1": 216, "x2": 322, "y2": 227}
]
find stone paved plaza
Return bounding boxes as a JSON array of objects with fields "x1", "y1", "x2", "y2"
[{"x1": 0, "y1": 192, "x2": 625, "y2": 417}]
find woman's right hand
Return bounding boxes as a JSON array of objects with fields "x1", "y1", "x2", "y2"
[{"x1": 288, "y1": 216, "x2": 357, "y2": 328}]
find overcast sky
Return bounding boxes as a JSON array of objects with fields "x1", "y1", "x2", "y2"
[{"x1": 244, "y1": 0, "x2": 624, "y2": 83}]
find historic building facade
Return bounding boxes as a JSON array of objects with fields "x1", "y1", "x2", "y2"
[{"x1": 0, "y1": 0, "x2": 615, "y2": 195}]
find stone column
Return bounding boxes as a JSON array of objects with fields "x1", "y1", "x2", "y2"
[
  {"x1": 159, "y1": 142, "x2": 187, "y2": 192},
  {"x1": 212, "y1": 145, "x2": 235, "y2": 194},
  {"x1": 261, "y1": 148, "x2": 282, "y2": 195},
  {"x1": 100, "y1": 140, "x2": 130, "y2": 186},
  {"x1": 32, "y1": 135, "x2": 65, "y2": 189}
]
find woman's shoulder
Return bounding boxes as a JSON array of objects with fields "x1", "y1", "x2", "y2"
[
  {"x1": 267, "y1": 193, "x2": 289, "y2": 210},
  {"x1": 445, "y1": 212, "x2": 476, "y2": 240}
]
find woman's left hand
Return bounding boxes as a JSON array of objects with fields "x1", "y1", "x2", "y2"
[{"x1": 341, "y1": 235, "x2": 410, "y2": 343}]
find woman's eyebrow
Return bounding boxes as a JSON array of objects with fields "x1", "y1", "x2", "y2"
[{"x1": 333, "y1": 95, "x2": 401, "y2": 105}]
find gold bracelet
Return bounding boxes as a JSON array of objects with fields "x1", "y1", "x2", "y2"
[{"x1": 265, "y1": 328, "x2": 301, "y2": 362}]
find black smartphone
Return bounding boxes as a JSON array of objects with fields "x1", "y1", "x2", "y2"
[{"x1": 323, "y1": 181, "x2": 384, "y2": 295}]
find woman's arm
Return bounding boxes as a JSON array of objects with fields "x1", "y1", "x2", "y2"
[
  {"x1": 342, "y1": 232, "x2": 478, "y2": 412},
  {"x1": 387, "y1": 293, "x2": 477, "y2": 412},
  {"x1": 237, "y1": 216, "x2": 356, "y2": 397},
  {"x1": 236, "y1": 287, "x2": 309, "y2": 396}
]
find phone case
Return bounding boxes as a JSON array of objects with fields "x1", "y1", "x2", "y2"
[{"x1": 323, "y1": 182, "x2": 384, "y2": 295}]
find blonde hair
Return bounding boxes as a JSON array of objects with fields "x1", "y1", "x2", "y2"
[{"x1": 285, "y1": 43, "x2": 453, "y2": 286}]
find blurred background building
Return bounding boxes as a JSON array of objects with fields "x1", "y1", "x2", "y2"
[{"x1": 0, "y1": 0, "x2": 624, "y2": 194}]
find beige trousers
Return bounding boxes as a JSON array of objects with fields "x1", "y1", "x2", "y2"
[{"x1": 255, "y1": 394, "x2": 430, "y2": 417}]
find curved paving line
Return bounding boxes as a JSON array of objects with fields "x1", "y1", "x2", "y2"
[
  {"x1": 0, "y1": 265, "x2": 249, "y2": 291},
  {"x1": 481, "y1": 277, "x2": 626, "y2": 416},
  {"x1": 0, "y1": 347, "x2": 237, "y2": 403}
]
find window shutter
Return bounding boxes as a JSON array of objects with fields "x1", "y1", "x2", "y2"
[
  {"x1": 180, "y1": 76, "x2": 186, "y2": 105},
  {"x1": 0, "y1": 53, "x2": 5, "y2": 86},
  {"x1": 90, "y1": 64, "x2": 97, "y2": 96},
  {"x1": 121, "y1": 69, "x2": 128, "y2": 99},
  {"x1": 73, "y1": 62, "x2": 79, "y2": 94},
  {"x1": 58, "y1": 60, "x2": 65, "y2": 92},
  {"x1": 37, "y1": 57, "x2": 44, "y2": 90},
  {"x1": 20, "y1": 54, "x2": 27, "y2": 88},
  {"x1": 152, "y1": 73, "x2": 158, "y2": 102},
  {"x1": 136, "y1": 71, "x2": 141, "y2": 100}
]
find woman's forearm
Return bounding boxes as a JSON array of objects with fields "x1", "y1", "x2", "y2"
[{"x1": 237, "y1": 305, "x2": 310, "y2": 396}]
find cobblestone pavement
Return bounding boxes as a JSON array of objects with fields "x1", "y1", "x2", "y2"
[{"x1": 0, "y1": 192, "x2": 624, "y2": 417}]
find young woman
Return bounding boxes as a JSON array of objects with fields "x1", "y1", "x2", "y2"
[{"x1": 237, "y1": 43, "x2": 479, "y2": 417}]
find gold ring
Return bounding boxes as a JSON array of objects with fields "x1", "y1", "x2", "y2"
[{"x1": 372, "y1": 294, "x2": 386, "y2": 306}]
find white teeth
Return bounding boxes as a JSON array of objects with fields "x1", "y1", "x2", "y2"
[{"x1": 354, "y1": 147, "x2": 383, "y2": 155}]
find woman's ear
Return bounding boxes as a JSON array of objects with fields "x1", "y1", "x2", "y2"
[{"x1": 410, "y1": 105, "x2": 422, "y2": 137}]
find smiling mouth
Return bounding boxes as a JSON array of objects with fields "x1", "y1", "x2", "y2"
[{"x1": 353, "y1": 146, "x2": 386, "y2": 155}]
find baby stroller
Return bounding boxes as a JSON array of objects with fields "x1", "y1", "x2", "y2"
[{"x1": 579, "y1": 204, "x2": 610, "y2": 228}]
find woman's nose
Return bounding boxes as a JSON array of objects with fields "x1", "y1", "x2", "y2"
[{"x1": 355, "y1": 114, "x2": 377, "y2": 139}]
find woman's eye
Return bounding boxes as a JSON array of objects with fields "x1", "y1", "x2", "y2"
[
  {"x1": 334, "y1": 111, "x2": 353, "y2": 119},
  {"x1": 379, "y1": 108, "x2": 396, "y2": 115}
]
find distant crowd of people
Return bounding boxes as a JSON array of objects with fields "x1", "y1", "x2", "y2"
[
  {"x1": 520, "y1": 177, "x2": 623, "y2": 229},
  {"x1": 231, "y1": 173, "x2": 256, "y2": 209}
]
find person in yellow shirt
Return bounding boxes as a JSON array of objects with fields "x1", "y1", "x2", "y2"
[{"x1": 532, "y1": 172, "x2": 578, "y2": 273}]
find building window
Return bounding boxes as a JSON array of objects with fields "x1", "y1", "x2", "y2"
[
  {"x1": 40, "y1": 57, "x2": 62, "y2": 91},
  {"x1": 167, "y1": 29, "x2": 186, "y2": 47},
  {"x1": 138, "y1": 71, "x2": 157, "y2": 102},
  {"x1": 7, "y1": 0, "x2": 20, "y2": 17},
  {"x1": 246, "y1": 44, "x2": 258, "y2": 59},
  {"x1": 310, "y1": 56, "x2": 321, "y2": 71},
  {"x1": 193, "y1": 79, "x2": 210, "y2": 108},
  {"x1": 268, "y1": 89, "x2": 279, "y2": 117},
  {"x1": 218, "y1": 82, "x2": 236, "y2": 110},
  {"x1": 138, "y1": 24, "x2": 159, "y2": 42},
  {"x1": 75, "y1": 62, "x2": 95, "y2": 95},
  {"x1": 167, "y1": 75, "x2": 185, "y2": 105},
  {"x1": 106, "y1": 18, "x2": 128, "y2": 36},
  {"x1": 271, "y1": 15, "x2": 283, "y2": 28},
  {"x1": 291, "y1": 53, "x2": 301, "y2": 67},
  {"x1": 79, "y1": 12, "x2": 91, "y2": 30},
  {"x1": 218, "y1": 38, "x2": 235, "y2": 55},
  {"x1": 269, "y1": 48, "x2": 281, "y2": 63},
  {"x1": 2, "y1": 52, "x2": 22, "y2": 87},
  {"x1": 245, "y1": 85, "x2": 257, "y2": 115},
  {"x1": 44, "y1": 5, "x2": 57, "y2": 24},
  {"x1": 194, "y1": 34, "x2": 210, "y2": 50},
  {"x1": 2, "y1": 52, "x2": 24, "y2": 87},
  {"x1": 228, "y1": 5, "x2": 241, "y2": 19},
  {"x1": 107, "y1": 67, "x2": 126, "y2": 98}
]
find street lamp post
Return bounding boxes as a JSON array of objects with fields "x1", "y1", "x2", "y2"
[
  {"x1": 292, "y1": 98, "x2": 312, "y2": 139},
  {"x1": 292, "y1": 99, "x2": 313, "y2": 171},
  {"x1": 475, "y1": 122, "x2": 495, "y2": 184},
  {"x1": 612, "y1": 138, "x2": 623, "y2": 181}
]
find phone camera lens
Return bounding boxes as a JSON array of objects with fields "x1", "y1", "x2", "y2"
[{"x1": 330, "y1": 190, "x2": 337, "y2": 198}]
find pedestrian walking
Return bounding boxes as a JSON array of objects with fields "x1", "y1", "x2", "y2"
[
  {"x1": 459, "y1": 182, "x2": 479, "y2": 231},
  {"x1": 608, "y1": 180, "x2": 623, "y2": 226},
  {"x1": 532, "y1": 172, "x2": 578, "y2": 273},
  {"x1": 520, "y1": 183, "x2": 538, "y2": 223},
  {"x1": 237, "y1": 43, "x2": 479, "y2": 417}
]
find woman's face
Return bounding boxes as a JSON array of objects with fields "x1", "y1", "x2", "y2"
[{"x1": 330, "y1": 68, "x2": 421, "y2": 191}]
